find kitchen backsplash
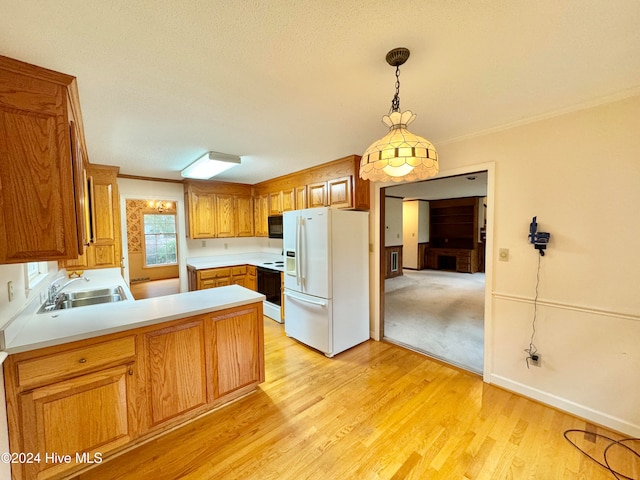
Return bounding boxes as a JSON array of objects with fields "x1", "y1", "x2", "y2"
[{"x1": 185, "y1": 236, "x2": 283, "y2": 258}]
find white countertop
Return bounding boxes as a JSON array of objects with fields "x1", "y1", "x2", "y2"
[
  {"x1": 2, "y1": 269, "x2": 265, "y2": 354},
  {"x1": 187, "y1": 252, "x2": 285, "y2": 271}
]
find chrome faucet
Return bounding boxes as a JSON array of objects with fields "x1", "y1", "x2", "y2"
[{"x1": 47, "y1": 275, "x2": 90, "y2": 305}]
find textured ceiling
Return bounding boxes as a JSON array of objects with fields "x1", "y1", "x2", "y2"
[{"x1": 1, "y1": 1, "x2": 639, "y2": 184}]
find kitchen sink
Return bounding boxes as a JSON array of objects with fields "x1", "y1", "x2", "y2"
[
  {"x1": 63, "y1": 287, "x2": 125, "y2": 300},
  {"x1": 38, "y1": 286, "x2": 127, "y2": 313}
]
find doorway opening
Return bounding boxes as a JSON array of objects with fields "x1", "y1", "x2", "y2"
[
  {"x1": 381, "y1": 171, "x2": 488, "y2": 374},
  {"x1": 124, "y1": 199, "x2": 180, "y2": 299}
]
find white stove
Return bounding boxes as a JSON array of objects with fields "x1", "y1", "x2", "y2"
[
  {"x1": 258, "y1": 260, "x2": 284, "y2": 272},
  {"x1": 256, "y1": 262, "x2": 284, "y2": 322}
]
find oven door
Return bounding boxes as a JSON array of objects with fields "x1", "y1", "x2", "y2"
[{"x1": 257, "y1": 267, "x2": 281, "y2": 306}]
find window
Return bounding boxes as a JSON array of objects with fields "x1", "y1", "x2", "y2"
[
  {"x1": 25, "y1": 261, "x2": 48, "y2": 289},
  {"x1": 143, "y1": 213, "x2": 178, "y2": 266}
]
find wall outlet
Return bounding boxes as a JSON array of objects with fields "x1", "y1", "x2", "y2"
[
  {"x1": 529, "y1": 353, "x2": 541, "y2": 367},
  {"x1": 8, "y1": 281, "x2": 14, "y2": 301},
  {"x1": 201, "y1": 240, "x2": 206, "y2": 247}
]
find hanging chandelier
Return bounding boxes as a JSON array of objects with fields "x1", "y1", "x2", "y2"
[{"x1": 360, "y1": 47, "x2": 439, "y2": 183}]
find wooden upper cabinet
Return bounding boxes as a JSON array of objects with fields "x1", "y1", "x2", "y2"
[
  {"x1": 268, "y1": 191, "x2": 283, "y2": 215},
  {"x1": 235, "y1": 195, "x2": 254, "y2": 237},
  {"x1": 61, "y1": 164, "x2": 122, "y2": 270},
  {"x1": 184, "y1": 181, "x2": 253, "y2": 239},
  {"x1": 186, "y1": 187, "x2": 216, "y2": 239},
  {"x1": 254, "y1": 194, "x2": 269, "y2": 237},
  {"x1": 88, "y1": 165, "x2": 121, "y2": 268},
  {"x1": 295, "y1": 185, "x2": 307, "y2": 210},
  {"x1": 281, "y1": 188, "x2": 295, "y2": 212},
  {"x1": 327, "y1": 176, "x2": 352, "y2": 209},
  {"x1": 0, "y1": 55, "x2": 86, "y2": 263},
  {"x1": 215, "y1": 194, "x2": 235, "y2": 238},
  {"x1": 307, "y1": 182, "x2": 327, "y2": 208}
]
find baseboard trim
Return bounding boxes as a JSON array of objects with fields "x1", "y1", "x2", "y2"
[{"x1": 489, "y1": 374, "x2": 640, "y2": 437}]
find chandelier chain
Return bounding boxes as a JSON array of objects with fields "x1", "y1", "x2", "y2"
[{"x1": 390, "y1": 65, "x2": 401, "y2": 113}]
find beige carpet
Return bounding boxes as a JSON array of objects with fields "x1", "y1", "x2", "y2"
[{"x1": 384, "y1": 270, "x2": 485, "y2": 374}]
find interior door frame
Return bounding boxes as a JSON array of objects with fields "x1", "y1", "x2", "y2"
[
  {"x1": 374, "y1": 161, "x2": 495, "y2": 382},
  {"x1": 119, "y1": 193, "x2": 188, "y2": 293}
]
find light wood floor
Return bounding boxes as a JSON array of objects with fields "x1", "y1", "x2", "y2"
[
  {"x1": 129, "y1": 278, "x2": 180, "y2": 300},
  {"x1": 74, "y1": 318, "x2": 637, "y2": 480}
]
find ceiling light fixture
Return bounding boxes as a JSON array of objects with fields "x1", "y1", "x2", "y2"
[
  {"x1": 360, "y1": 47, "x2": 439, "y2": 183},
  {"x1": 181, "y1": 151, "x2": 241, "y2": 180}
]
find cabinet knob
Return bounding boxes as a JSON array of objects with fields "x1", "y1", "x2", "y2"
[
  {"x1": 128, "y1": 368, "x2": 134, "y2": 376},
  {"x1": 79, "y1": 358, "x2": 87, "y2": 364}
]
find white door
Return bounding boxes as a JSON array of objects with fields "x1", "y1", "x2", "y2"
[
  {"x1": 284, "y1": 289, "x2": 333, "y2": 355},
  {"x1": 298, "y1": 208, "x2": 331, "y2": 299}
]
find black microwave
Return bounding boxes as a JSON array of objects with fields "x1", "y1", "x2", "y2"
[{"x1": 268, "y1": 215, "x2": 283, "y2": 239}]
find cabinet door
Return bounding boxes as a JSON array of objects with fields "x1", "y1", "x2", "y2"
[
  {"x1": 188, "y1": 191, "x2": 216, "y2": 239},
  {"x1": 235, "y1": 195, "x2": 254, "y2": 237},
  {"x1": 253, "y1": 194, "x2": 269, "y2": 237},
  {"x1": 209, "y1": 306, "x2": 264, "y2": 398},
  {"x1": 246, "y1": 266, "x2": 257, "y2": 291},
  {"x1": 295, "y1": 185, "x2": 307, "y2": 210},
  {"x1": 307, "y1": 182, "x2": 327, "y2": 208},
  {"x1": 281, "y1": 188, "x2": 295, "y2": 212},
  {"x1": 215, "y1": 194, "x2": 235, "y2": 238},
  {"x1": 85, "y1": 165, "x2": 121, "y2": 268},
  {"x1": 20, "y1": 364, "x2": 135, "y2": 480},
  {"x1": 269, "y1": 191, "x2": 283, "y2": 215},
  {"x1": 69, "y1": 121, "x2": 89, "y2": 256},
  {"x1": 142, "y1": 320, "x2": 207, "y2": 428},
  {"x1": 0, "y1": 63, "x2": 80, "y2": 263},
  {"x1": 327, "y1": 176, "x2": 353, "y2": 209}
]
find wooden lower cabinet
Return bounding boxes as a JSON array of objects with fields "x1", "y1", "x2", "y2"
[
  {"x1": 246, "y1": 265, "x2": 257, "y2": 291},
  {"x1": 141, "y1": 320, "x2": 207, "y2": 428},
  {"x1": 3, "y1": 302, "x2": 264, "y2": 480},
  {"x1": 19, "y1": 364, "x2": 135, "y2": 480},
  {"x1": 187, "y1": 265, "x2": 252, "y2": 291},
  {"x1": 209, "y1": 306, "x2": 264, "y2": 398}
]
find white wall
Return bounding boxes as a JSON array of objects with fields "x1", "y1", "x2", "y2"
[
  {"x1": 373, "y1": 95, "x2": 640, "y2": 436},
  {"x1": 402, "y1": 200, "x2": 429, "y2": 269},
  {"x1": 384, "y1": 197, "x2": 403, "y2": 247}
]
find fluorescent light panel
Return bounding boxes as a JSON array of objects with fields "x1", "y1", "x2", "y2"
[{"x1": 181, "y1": 151, "x2": 241, "y2": 179}]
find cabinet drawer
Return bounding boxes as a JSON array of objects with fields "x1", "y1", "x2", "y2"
[
  {"x1": 231, "y1": 266, "x2": 247, "y2": 276},
  {"x1": 16, "y1": 336, "x2": 136, "y2": 389},
  {"x1": 199, "y1": 268, "x2": 231, "y2": 280}
]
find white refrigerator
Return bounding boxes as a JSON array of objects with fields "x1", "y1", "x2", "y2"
[{"x1": 283, "y1": 207, "x2": 369, "y2": 357}]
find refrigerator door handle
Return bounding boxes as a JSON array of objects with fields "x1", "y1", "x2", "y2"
[
  {"x1": 284, "y1": 290, "x2": 328, "y2": 307},
  {"x1": 295, "y1": 216, "x2": 301, "y2": 286}
]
